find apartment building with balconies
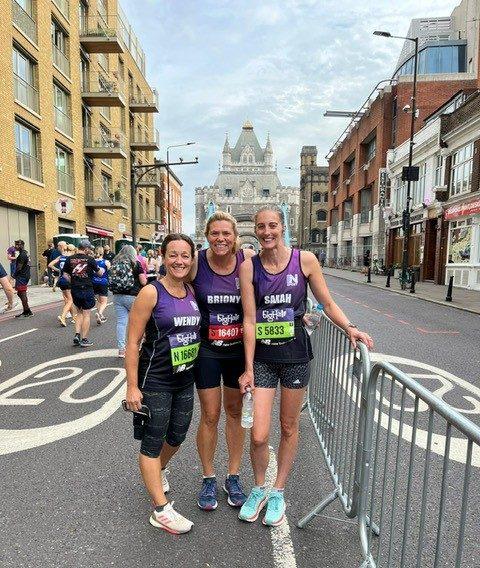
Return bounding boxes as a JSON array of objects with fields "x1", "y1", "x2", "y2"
[{"x1": 0, "y1": 0, "x2": 159, "y2": 281}]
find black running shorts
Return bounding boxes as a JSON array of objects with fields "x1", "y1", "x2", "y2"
[
  {"x1": 254, "y1": 361, "x2": 311, "y2": 389},
  {"x1": 194, "y1": 356, "x2": 243, "y2": 390}
]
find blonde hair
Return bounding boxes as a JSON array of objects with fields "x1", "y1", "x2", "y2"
[
  {"x1": 204, "y1": 211, "x2": 240, "y2": 253},
  {"x1": 253, "y1": 205, "x2": 285, "y2": 226},
  {"x1": 95, "y1": 246, "x2": 104, "y2": 258},
  {"x1": 66, "y1": 244, "x2": 76, "y2": 253},
  {"x1": 57, "y1": 240, "x2": 67, "y2": 252}
]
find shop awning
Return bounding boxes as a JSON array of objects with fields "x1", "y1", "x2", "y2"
[
  {"x1": 85, "y1": 225, "x2": 114, "y2": 238},
  {"x1": 445, "y1": 198, "x2": 480, "y2": 220}
]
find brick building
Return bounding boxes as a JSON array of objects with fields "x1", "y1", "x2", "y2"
[
  {"x1": 326, "y1": 0, "x2": 480, "y2": 270},
  {"x1": 0, "y1": 0, "x2": 159, "y2": 282},
  {"x1": 299, "y1": 146, "x2": 328, "y2": 255}
]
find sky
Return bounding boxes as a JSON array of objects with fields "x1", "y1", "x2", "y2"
[{"x1": 121, "y1": 0, "x2": 459, "y2": 234}]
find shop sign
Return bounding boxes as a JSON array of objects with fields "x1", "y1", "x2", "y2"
[
  {"x1": 55, "y1": 197, "x2": 73, "y2": 215},
  {"x1": 378, "y1": 168, "x2": 388, "y2": 208},
  {"x1": 85, "y1": 225, "x2": 114, "y2": 238},
  {"x1": 118, "y1": 223, "x2": 126, "y2": 232},
  {"x1": 445, "y1": 198, "x2": 480, "y2": 220}
]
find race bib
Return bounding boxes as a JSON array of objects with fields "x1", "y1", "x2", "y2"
[
  {"x1": 208, "y1": 312, "x2": 243, "y2": 345},
  {"x1": 256, "y1": 307, "x2": 295, "y2": 342},
  {"x1": 168, "y1": 332, "x2": 200, "y2": 373}
]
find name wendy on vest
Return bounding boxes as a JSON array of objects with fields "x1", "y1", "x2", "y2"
[{"x1": 173, "y1": 316, "x2": 201, "y2": 327}]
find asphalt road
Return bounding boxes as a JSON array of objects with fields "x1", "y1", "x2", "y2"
[{"x1": 0, "y1": 276, "x2": 479, "y2": 568}]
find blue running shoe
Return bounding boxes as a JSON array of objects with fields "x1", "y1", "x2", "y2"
[
  {"x1": 223, "y1": 475, "x2": 247, "y2": 507},
  {"x1": 262, "y1": 490, "x2": 286, "y2": 526},
  {"x1": 198, "y1": 477, "x2": 218, "y2": 511},
  {"x1": 238, "y1": 487, "x2": 267, "y2": 522}
]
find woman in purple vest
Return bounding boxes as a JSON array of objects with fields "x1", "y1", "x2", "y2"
[
  {"x1": 125, "y1": 233, "x2": 200, "y2": 535},
  {"x1": 191, "y1": 211, "x2": 255, "y2": 511},
  {"x1": 238, "y1": 206, "x2": 374, "y2": 527}
]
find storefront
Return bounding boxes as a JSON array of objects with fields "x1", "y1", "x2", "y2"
[
  {"x1": 444, "y1": 198, "x2": 480, "y2": 290},
  {"x1": 85, "y1": 225, "x2": 114, "y2": 249}
]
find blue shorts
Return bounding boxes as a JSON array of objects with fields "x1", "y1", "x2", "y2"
[
  {"x1": 194, "y1": 355, "x2": 243, "y2": 389},
  {"x1": 0, "y1": 263, "x2": 7, "y2": 279},
  {"x1": 71, "y1": 288, "x2": 96, "y2": 310}
]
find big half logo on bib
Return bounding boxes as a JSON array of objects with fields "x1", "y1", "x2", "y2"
[
  {"x1": 168, "y1": 331, "x2": 200, "y2": 373},
  {"x1": 256, "y1": 307, "x2": 295, "y2": 344},
  {"x1": 208, "y1": 312, "x2": 243, "y2": 345}
]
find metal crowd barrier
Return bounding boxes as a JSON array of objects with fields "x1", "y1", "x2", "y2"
[
  {"x1": 297, "y1": 315, "x2": 371, "y2": 527},
  {"x1": 298, "y1": 316, "x2": 480, "y2": 568}
]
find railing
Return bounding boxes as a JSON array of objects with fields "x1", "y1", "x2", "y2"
[
  {"x1": 82, "y1": 70, "x2": 125, "y2": 97},
  {"x1": 129, "y1": 89, "x2": 159, "y2": 108},
  {"x1": 12, "y1": 0, "x2": 37, "y2": 43},
  {"x1": 80, "y1": 14, "x2": 126, "y2": 41},
  {"x1": 85, "y1": 182, "x2": 126, "y2": 205},
  {"x1": 130, "y1": 126, "x2": 159, "y2": 146},
  {"x1": 56, "y1": 169, "x2": 74, "y2": 195},
  {"x1": 83, "y1": 128, "x2": 127, "y2": 152},
  {"x1": 16, "y1": 150, "x2": 42, "y2": 182},
  {"x1": 52, "y1": 44, "x2": 71, "y2": 77},
  {"x1": 343, "y1": 218, "x2": 353, "y2": 229},
  {"x1": 360, "y1": 210, "x2": 372, "y2": 224},
  {"x1": 52, "y1": 0, "x2": 69, "y2": 19},
  {"x1": 14, "y1": 74, "x2": 39, "y2": 113},
  {"x1": 54, "y1": 106, "x2": 72, "y2": 137}
]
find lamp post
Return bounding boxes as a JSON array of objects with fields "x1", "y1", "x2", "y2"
[
  {"x1": 374, "y1": 30, "x2": 419, "y2": 289},
  {"x1": 166, "y1": 142, "x2": 195, "y2": 232}
]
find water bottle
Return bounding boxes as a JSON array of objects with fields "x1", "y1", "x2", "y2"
[
  {"x1": 241, "y1": 389, "x2": 254, "y2": 429},
  {"x1": 304, "y1": 303, "x2": 324, "y2": 335}
]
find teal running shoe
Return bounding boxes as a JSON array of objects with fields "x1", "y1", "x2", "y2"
[
  {"x1": 262, "y1": 490, "x2": 286, "y2": 526},
  {"x1": 238, "y1": 487, "x2": 267, "y2": 522}
]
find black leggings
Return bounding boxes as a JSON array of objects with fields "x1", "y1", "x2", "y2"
[{"x1": 140, "y1": 384, "x2": 194, "y2": 458}]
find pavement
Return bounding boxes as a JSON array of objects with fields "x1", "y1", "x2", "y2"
[{"x1": 321, "y1": 267, "x2": 480, "y2": 315}]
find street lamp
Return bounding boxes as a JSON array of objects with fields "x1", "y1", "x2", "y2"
[
  {"x1": 167, "y1": 142, "x2": 195, "y2": 232},
  {"x1": 374, "y1": 30, "x2": 419, "y2": 289}
]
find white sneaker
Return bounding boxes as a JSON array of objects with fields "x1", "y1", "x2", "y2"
[
  {"x1": 161, "y1": 469, "x2": 170, "y2": 493},
  {"x1": 149, "y1": 502, "x2": 193, "y2": 534},
  {"x1": 96, "y1": 312, "x2": 102, "y2": 325}
]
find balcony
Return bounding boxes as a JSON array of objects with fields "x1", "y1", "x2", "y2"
[
  {"x1": 54, "y1": 106, "x2": 73, "y2": 137},
  {"x1": 83, "y1": 128, "x2": 127, "y2": 159},
  {"x1": 57, "y1": 169, "x2": 74, "y2": 196},
  {"x1": 85, "y1": 182, "x2": 127, "y2": 210},
  {"x1": 79, "y1": 15, "x2": 125, "y2": 54},
  {"x1": 129, "y1": 89, "x2": 159, "y2": 113},
  {"x1": 12, "y1": 0, "x2": 37, "y2": 44},
  {"x1": 52, "y1": 0, "x2": 69, "y2": 20},
  {"x1": 81, "y1": 71, "x2": 126, "y2": 107},
  {"x1": 137, "y1": 169, "x2": 160, "y2": 188},
  {"x1": 52, "y1": 44, "x2": 70, "y2": 77},
  {"x1": 130, "y1": 127, "x2": 159, "y2": 151},
  {"x1": 16, "y1": 150, "x2": 42, "y2": 182},
  {"x1": 14, "y1": 74, "x2": 39, "y2": 114}
]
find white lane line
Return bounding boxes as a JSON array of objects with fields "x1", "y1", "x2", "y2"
[
  {"x1": 265, "y1": 445, "x2": 297, "y2": 568},
  {"x1": 0, "y1": 329, "x2": 38, "y2": 344}
]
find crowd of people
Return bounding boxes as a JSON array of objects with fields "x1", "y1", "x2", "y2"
[{"x1": 1, "y1": 208, "x2": 373, "y2": 536}]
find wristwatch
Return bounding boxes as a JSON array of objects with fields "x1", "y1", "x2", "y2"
[{"x1": 347, "y1": 323, "x2": 358, "y2": 329}]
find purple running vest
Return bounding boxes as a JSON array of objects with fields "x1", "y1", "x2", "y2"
[
  {"x1": 253, "y1": 248, "x2": 312, "y2": 363},
  {"x1": 139, "y1": 280, "x2": 201, "y2": 391},
  {"x1": 192, "y1": 249, "x2": 245, "y2": 357}
]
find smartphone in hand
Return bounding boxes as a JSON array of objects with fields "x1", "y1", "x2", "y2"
[{"x1": 121, "y1": 400, "x2": 151, "y2": 419}]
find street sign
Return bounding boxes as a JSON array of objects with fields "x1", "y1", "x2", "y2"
[
  {"x1": 378, "y1": 168, "x2": 388, "y2": 208},
  {"x1": 55, "y1": 197, "x2": 73, "y2": 215},
  {"x1": 157, "y1": 224, "x2": 166, "y2": 233},
  {"x1": 118, "y1": 223, "x2": 126, "y2": 232},
  {"x1": 402, "y1": 166, "x2": 419, "y2": 182}
]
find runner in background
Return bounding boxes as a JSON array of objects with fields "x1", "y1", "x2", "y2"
[
  {"x1": 93, "y1": 246, "x2": 110, "y2": 325},
  {"x1": 0, "y1": 262, "x2": 17, "y2": 314},
  {"x1": 103, "y1": 244, "x2": 115, "y2": 263},
  {"x1": 48, "y1": 241, "x2": 75, "y2": 326},
  {"x1": 145, "y1": 249, "x2": 159, "y2": 283},
  {"x1": 238, "y1": 205, "x2": 373, "y2": 527},
  {"x1": 136, "y1": 244, "x2": 148, "y2": 273},
  {"x1": 125, "y1": 233, "x2": 200, "y2": 535},
  {"x1": 6, "y1": 245, "x2": 16, "y2": 285},
  {"x1": 191, "y1": 211, "x2": 255, "y2": 511},
  {"x1": 13, "y1": 240, "x2": 33, "y2": 318}
]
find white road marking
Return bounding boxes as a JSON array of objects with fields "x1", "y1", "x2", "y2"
[
  {"x1": 265, "y1": 445, "x2": 297, "y2": 568},
  {"x1": 0, "y1": 328, "x2": 38, "y2": 344}
]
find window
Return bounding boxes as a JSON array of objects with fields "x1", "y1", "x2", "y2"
[
  {"x1": 51, "y1": 19, "x2": 70, "y2": 76},
  {"x1": 332, "y1": 171, "x2": 340, "y2": 191},
  {"x1": 80, "y1": 56, "x2": 89, "y2": 92},
  {"x1": 97, "y1": 0, "x2": 107, "y2": 22},
  {"x1": 15, "y1": 120, "x2": 42, "y2": 181},
  {"x1": 395, "y1": 44, "x2": 466, "y2": 77},
  {"x1": 225, "y1": 188, "x2": 232, "y2": 197},
  {"x1": 450, "y1": 143, "x2": 473, "y2": 196},
  {"x1": 56, "y1": 145, "x2": 74, "y2": 195},
  {"x1": 311, "y1": 229, "x2": 320, "y2": 243},
  {"x1": 98, "y1": 53, "x2": 109, "y2": 72},
  {"x1": 312, "y1": 192, "x2": 321, "y2": 202},
  {"x1": 364, "y1": 137, "x2": 376, "y2": 163},
  {"x1": 262, "y1": 188, "x2": 270, "y2": 197},
  {"x1": 331, "y1": 209, "x2": 338, "y2": 233},
  {"x1": 360, "y1": 189, "x2": 372, "y2": 223},
  {"x1": 13, "y1": 46, "x2": 38, "y2": 113},
  {"x1": 79, "y1": 1, "x2": 88, "y2": 32},
  {"x1": 226, "y1": 205, "x2": 231, "y2": 213},
  {"x1": 290, "y1": 217, "x2": 294, "y2": 226},
  {"x1": 316, "y1": 210, "x2": 327, "y2": 222},
  {"x1": 343, "y1": 200, "x2": 352, "y2": 228},
  {"x1": 412, "y1": 162, "x2": 426, "y2": 205},
  {"x1": 248, "y1": 155, "x2": 253, "y2": 163},
  {"x1": 12, "y1": 0, "x2": 37, "y2": 43},
  {"x1": 448, "y1": 218, "x2": 472, "y2": 264},
  {"x1": 392, "y1": 176, "x2": 407, "y2": 214},
  {"x1": 101, "y1": 172, "x2": 112, "y2": 197},
  {"x1": 320, "y1": 229, "x2": 327, "y2": 244},
  {"x1": 53, "y1": 82, "x2": 72, "y2": 136},
  {"x1": 346, "y1": 156, "x2": 355, "y2": 178},
  {"x1": 434, "y1": 154, "x2": 444, "y2": 187}
]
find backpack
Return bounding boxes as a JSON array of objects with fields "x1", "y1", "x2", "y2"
[{"x1": 108, "y1": 260, "x2": 135, "y2": 293}]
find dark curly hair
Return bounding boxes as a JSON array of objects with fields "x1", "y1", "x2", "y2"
[{"x1": 160, "y1": 233, "x2": 195, "y2": 258}]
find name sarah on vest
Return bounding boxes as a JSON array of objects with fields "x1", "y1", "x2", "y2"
[
  {"x1": 207, "y1": 294, "x2": 241, "y2": 304},
  {"x1": 173, "y1": 316, "x2": 201, "y2": 327},
  {"x1": 264, "y1": 293, "x2": 292, "y2": 304}
]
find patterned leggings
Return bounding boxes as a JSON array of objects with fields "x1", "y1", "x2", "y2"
[{"x1": 254, "y1": 361, "x2": 311, "y2": 389}]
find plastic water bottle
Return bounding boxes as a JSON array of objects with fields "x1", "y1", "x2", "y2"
[
  {"x1": 304, "y1": 303, "x2": 324, "y2": 335},
  {"x1": 241, "y1": 389, "x2": 254, "y2": 429}
]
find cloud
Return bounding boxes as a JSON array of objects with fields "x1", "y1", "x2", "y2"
[{"x1": 120, "y1": 0, "x2": 460, "y2": 232}]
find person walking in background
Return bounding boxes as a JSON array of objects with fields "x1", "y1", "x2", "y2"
[
  {"x1": 136, "y1": 245, "x2": 148, "y2": 273},
  {"x1": 48, "y1": 241, "x2": 76, "y2": 326},
  {"x1": 124, "y1": 233, "x2": 200, "y2": 535},
  {"x1": 62, "y1": 240, "x2": 104, "y2": 347},
  {"x1": 93, "y1": 246, "x2": 110, "y2": 325},
  {"x1": 109, "y1": 245, "x2": 146, "y2": 358},
  {"x1": 42, "y1": 242, "x2": 59, "y2": 287},
  {"x1": 6, "y1": 245, "x2": 16, "y2": 285},
  {"x1": 103, "y1": 244, "x2": 115, "y2": 263},
  {"x1": 362, "y1": 249, "x2": 371, "y2": 275},
  {"x1": 13, "y1": 240, "x2": 33, "y2": 318},
  {"x1": 0, "y1": 262, "x2": 18, "y2": 314},
  {"x1": 319, "y1": 249, "x2": 326, "y2": 268},
  {"x1": 145, "y1": 249, "x2": 158, "y2": 283}
]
